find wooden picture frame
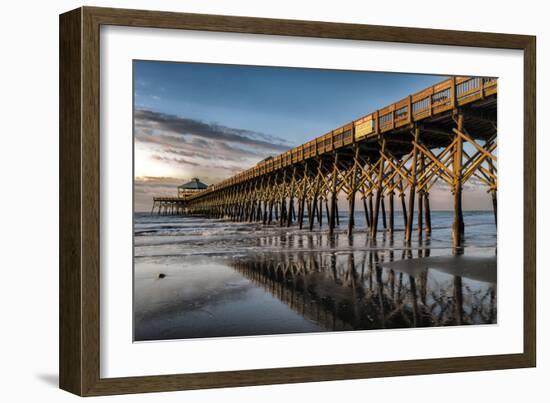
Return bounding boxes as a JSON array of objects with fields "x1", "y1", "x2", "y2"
[{"x1": 59, "y1": 6, "x2": 536, "y2": 396}]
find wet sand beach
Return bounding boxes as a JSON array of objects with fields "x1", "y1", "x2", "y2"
[{"x1": 134, "y1": 211, "x2": 496, "y2": 341}]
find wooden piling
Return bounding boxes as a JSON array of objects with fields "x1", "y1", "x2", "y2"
[
  {"x1": 400, "y1": 179, "x2": 408, "y2": 230},
  {"x1": 417, "y1": 156, "x2": 424, "y2": 237},
  {"x1": 381, "y1": 196, "x2": 387, "y2": 229},
  {"x1": 298, "y1": 197, "x2": 305, "y2": 229},
  {"x1": 257, "y1": 202, "x2": 263, "y2": 221},
  {"x1": 489, "y1": 160, "x2": 497, "y2": 227},
  {"x1": 287, "y1": 168, "x2": 296, "y2": 227},
  {"x1": 363, "y1": 197, "x2": 371, "y2": 229},
  {"x1": 368, "y1": 193, "x2": 374, "y2": 232},
  {"x1": 329, "y1": 153, "x2": 339, "y2": 235},
  {"x1": 388, "y1": 190, "x2": 394, "y2": 234},
  {"x1": 324, "y1": 199, "x2": 330, "y2": 227},
  {"x1": 299, "y1": 164, "x2": 308, "y2": 229},
  {"x1": 248, "y1": 200, "x2": 255, "y2": 222},
  {"x1": 347, "y1": 147, "x2": 359, "y2": 237},
  {"x1": 424, "y1": 192, "x2": 432, "y2": 235},
  {"x1": 306, "y1": 199, "x2": 313, "y2": 230},
  {"x1": 452, "y1": 113, "x2": 465, "y2": 248},
  {"x1": 371, "y1": 140, "x2": 386, "y2": 238},
  {"x1": 406, "y1": 126, "x2": 420, "y2": 244},
  {"x1": 279, "y1": 171, "x2": 287, "y2": 227},
  {"x1": 279, "y1": 198, "x2": 286, "y2": 227},
  {"x1": 348, "y1": 193, "x2": 355, "y2": 232},
  {"x1": 309, "y1": 177, "x2": 319, "y2": 231},
  {"x1": 417, "y1": 190, "x2": 423, "y2": 238},
  {"x1": 492, "y1": 190, "x2": 497, "y2": 227}
]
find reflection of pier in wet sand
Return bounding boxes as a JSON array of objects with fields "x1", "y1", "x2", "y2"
[
  {"x1": 133, "y1": 211, "x2": 497, "y2": 340},
  {"x1": 230, "y1": 246, "x2": 497, "y2": 332}
]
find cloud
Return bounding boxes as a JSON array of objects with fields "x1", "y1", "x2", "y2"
[
  {"x1": 133, "y1": 110, "x2": 294, "y2": 208},
  {"x1": 135, "y1": 109, "x2": 290, "y2": 152},
  {"x1": 151, "y1": 154, "x2": 201, "y2": 167}
]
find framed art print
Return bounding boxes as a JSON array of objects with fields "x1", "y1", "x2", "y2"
[{"x1": 59, "y1": 6, "x2": 536, "y2": 396}]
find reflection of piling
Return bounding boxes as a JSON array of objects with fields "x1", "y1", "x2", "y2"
[
  {"x1": 453, "y1": 275, "x2": 464, "y2": 325},
  {"x1": 408, "y1": 275, "x2": 419, "y2": 327},
  {"x1": 228, "y1": 241, "x2": 494, "y2": 333}
]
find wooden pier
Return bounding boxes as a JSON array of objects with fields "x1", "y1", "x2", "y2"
[
  {"x1": 153, "y1": 76, "x2": 497, "y2": 246},
  {"x1": 151, "y1": 197, "x2": 188, "y2": 216}
]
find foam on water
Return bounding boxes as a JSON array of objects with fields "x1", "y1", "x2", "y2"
[{"x1": 134, "y1": 210, "x2": 496, "y2": 258}]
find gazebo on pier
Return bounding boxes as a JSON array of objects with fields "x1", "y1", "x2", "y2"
[{"x1": 178, "y1": 177, "x2": 208, "y2": 198}]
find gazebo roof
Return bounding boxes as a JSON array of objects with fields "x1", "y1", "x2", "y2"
[{"x1": 178, "y1": 177, "x2": 208, "y2": 190}]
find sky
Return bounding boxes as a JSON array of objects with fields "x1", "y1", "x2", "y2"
[{"x1": 134, "y1": 61, "x2": 492, "y2": 212}]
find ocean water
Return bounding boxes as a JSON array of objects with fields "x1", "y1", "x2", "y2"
[{"x1": 134, "y1": 210, "x2": 497, "y2": 341}]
